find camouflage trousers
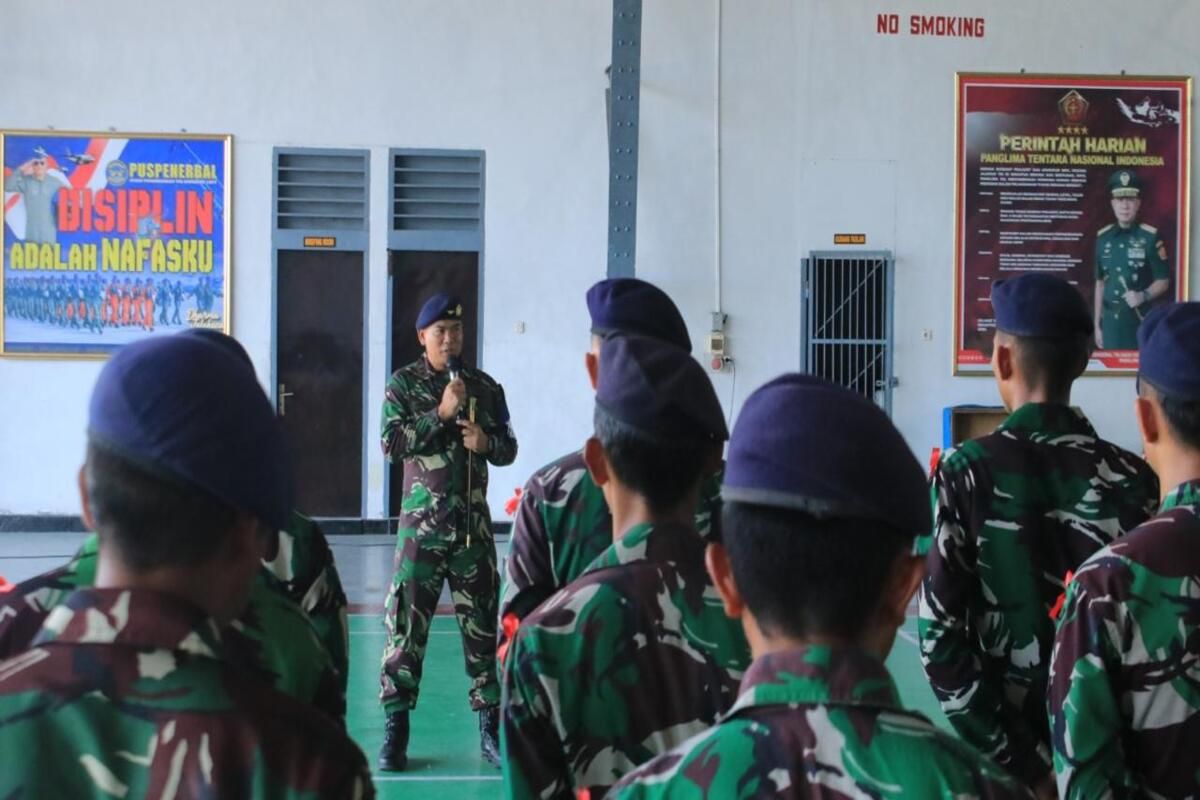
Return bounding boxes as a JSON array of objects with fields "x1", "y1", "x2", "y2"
[{"x1": 379, "y1": 525, "x2": 500, "y2": 714}]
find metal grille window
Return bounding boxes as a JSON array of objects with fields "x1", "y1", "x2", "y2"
[
  {"x1": 273, "y1": 150, "x2": 368, "y2": 231},
  {"x1": 801, "y1": 252, "x2": 896, "y2": 413}
]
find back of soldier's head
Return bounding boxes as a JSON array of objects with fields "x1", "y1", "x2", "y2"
[
  {"x1": 991, "y1": 274, "x2": 1093, "y2": 393},
  {"x1": 85, "y1": 333, "x2": 290, "y2": 571},
  {"x1": 721, "y1": 375, "x2": 930, "y2": 640},
  {"x1": 1138, "y1": 302, "x2": 1200, "y2": 450},
  {"x1": 592, "y1": 334, "x2": 726, "y2": 513}
]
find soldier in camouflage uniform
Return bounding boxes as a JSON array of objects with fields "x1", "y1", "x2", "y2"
[
  {"x1": 378, "y1": 292, "x2": 517, "y2": 770},
  {"x1": 183, "y1": 328, "x2": 351, "y2": 700},
  {"x1": 919, "y1": 273, "x2": 1158, "y2": 796},
  {"x1": 611, "y1": 374, "x2": 1029, "y2": 799},
  {"x1": 263, "y1": 511, "x2": 350, "y2": 696},
  {"x1": 498, "y1": 277, "x2": 721, "y2": 662},
  {"x1": 1093, "y1": 169, "x2": 1172, "y2": 351},
  {"x1": 1049, "y1": 303, "x2": 1200, "y2": 798},
  {"x1": 0, "y1": 333, "x2": 373, "y2": 797},
  {"x1": 0, "y1": 532, "x2": 346, "y2": 723},
  {"x1": 501, "y1": 334, "x2": 747, "y2": 799}
]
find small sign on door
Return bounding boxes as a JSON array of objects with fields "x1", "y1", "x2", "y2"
[{"x1": 303, "y1": 236, "x2": 337, "y2": 248}]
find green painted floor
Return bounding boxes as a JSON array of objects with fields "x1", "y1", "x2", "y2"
[{"x1": 346, "y1": 613, "x2": 947, "y2": 799}]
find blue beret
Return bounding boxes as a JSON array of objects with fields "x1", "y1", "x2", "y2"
[
  {"x1": 88, "y1": 334, "x2": 291, "y2": 530},
  {"x1": 596, "y1": 334, "x2": 727, "y2": 442},
  {"x1": 586, "y1": 278, "x2": 691, "y2": 351},
  {"x1": 177, "y1": 328, "x2": 252, "y2": 369},
  {"x1": 723, "y1": 374, "x2": 930, "y2": 535},
  {"x1": 415, "y1": 293, "x2": 464, "y2": 331},
  {"x1": 991, "y1": 273, "x2": 1092, "y2": 339},
  {"x1": 1139, "y1": 302, "x2": 1200, "y2": 401}
]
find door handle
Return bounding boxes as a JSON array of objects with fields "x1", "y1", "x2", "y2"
[{"x1": 278, "y1": 383, "x2": 295, "y2": 416}]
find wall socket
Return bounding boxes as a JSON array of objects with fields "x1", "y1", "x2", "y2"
[{"x1": 921, "y1": 328, "x2": 934, "y2": 342}]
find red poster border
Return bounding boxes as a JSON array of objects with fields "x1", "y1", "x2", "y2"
[{"x1": 953, "y1": 73, "x2": 1191, "y2": 375}]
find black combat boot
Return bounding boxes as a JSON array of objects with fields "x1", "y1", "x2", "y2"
[
  {"x1": 378, "y1": 710, "x2": 410, "y2": 771},
  {"x1": 479, "y1": 705, "x2": 501, "y2": 767}
]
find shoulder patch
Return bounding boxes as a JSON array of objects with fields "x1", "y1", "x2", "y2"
[
  {"x1": 1097, "y1": 224, "x2": 1114, "y2": 236},
  {"x1": 1140, "y1": 223, "x2": 1158, "y2": 234}
]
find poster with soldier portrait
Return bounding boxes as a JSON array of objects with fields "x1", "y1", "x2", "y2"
[
  {"x1": 1, "y1": 131, "x2": 231, "y2": 357},
  {"x1": 954, "y1": 74, "x2": 1190, "y2": 375}
]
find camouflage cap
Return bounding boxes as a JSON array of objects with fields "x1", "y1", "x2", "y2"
[
  {"x1": 992, "y1": 273, "x2": 1092, "y2": 339},
  {"x1": 88, "y1": 333, "x2": 292, "y2": 530},
  {"x1": 1108, "y1": 168, "x2": 1142, "y2": 198},
  {"x1": 723, "y1": 374, "x2": 930, "y2": 535},
  {"x1": 415, "y1": 292, "x2": 464, "y2": 330},
  {"x1": 595, "y1": 333, "x2": 727, "y2": 442},
  {"x1": 586, "y1": 278, "x2": 692, "y2": 351},
  {"x1": 1139, "y1": 302, "x2": 1200, "y2": 400}
]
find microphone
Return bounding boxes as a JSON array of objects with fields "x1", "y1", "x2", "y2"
[{"x1": 447, "y1": 356, "x2": 467, "y2": 420}]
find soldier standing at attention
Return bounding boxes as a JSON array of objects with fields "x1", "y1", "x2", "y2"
[
  {"x1": 497, "y1": 277, "x2": 721, "y2": 661},
  {"x1": 919, "y1": 272, "x2": 1159, "y2": 797},
  {"x1": 1049, "y1": 302, "x2": 1200, "y2": 797},
  {"x1": 0, "y1": 333, "x2": 373, "y2": 798},
  {"x1": 378, "y1": 292, "x2": 517, "y2": 771},
  {"x1": 610, "y1": 375, "x2": 1031, "y2": 799},
  {"x1": 1094, "y1": 169, "x2": 1172, "y2": 350},
  {"x1": 501, "y1": 334, "x2": 748, "y2": 800}
]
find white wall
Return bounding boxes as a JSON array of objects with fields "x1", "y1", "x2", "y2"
[
  {"x1": 638, "y1": 0, "x2": 1199, "y2": 460},
  {"x1": 0, "y1": 0, "x2": 610, "y2": 517},
  {"x1": 1, "y1": 0, "x2": 1195, "y2": 516}
]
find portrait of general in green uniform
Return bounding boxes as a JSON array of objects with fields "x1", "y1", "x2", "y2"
[{"x1": 1093, "y1": 169, "x2": 1172, "y2": 351}]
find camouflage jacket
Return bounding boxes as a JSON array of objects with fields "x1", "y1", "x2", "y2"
[
  {"x1": 609, "y1": 645, "x2": 1032, "y2": 799},
  {"x1": 501, "y1": 521, "x2": 750, "y2": 800},
  {"x1": 0, "y1": 534, "x2": 345, "y2": 723},
  {"x1": 263, "y1": 511, "x2": 350, "y2": 695},
  {"x1": 0, "y1": 588, "x2": 373, "y2": 798},
  {"x1": 1048, "y1": 479, "x2": 1200, "y2": 799},
  {"x1": 917, "y1": 403, "x2": 1158, "y2": 785},
  {"x1": 498, "y1": 451, "x2": 722, "y2": 657},
  {"x1": 382, "y1": 355, "x2": 517, "y2": 539}
]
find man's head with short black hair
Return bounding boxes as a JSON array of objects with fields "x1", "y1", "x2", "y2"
[
  {"x1": 83, "y1": 441, "x2": 239, "y2": 572},
  {"x1": 1138, "y1": 381, "x2": 1200, "y2": 451},
  {"x1": 1135, "y1": 304, "x2": 1200, "y2": 483},
  {"x1": 989, "y1": 274, "x2": 1094, "y2": 410},
  {"x1": 584, "y1": 334, "x2": 726, "y2": 531},
  {"x1": 711, "y1": 375, "x2": 928, "y2": 658},
  {"x1": 993, "y1": 330, "x2": 1090, "y2": 401},
  {"x1": 721, "y1": 503, "x2": 913, "y2": 641},
  {"x1": 592, "y1": 406, "x2": 714, "y2": 516}
]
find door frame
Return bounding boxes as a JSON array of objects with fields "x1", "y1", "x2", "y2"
[
  {"x1": 270, "y1": 147, "x2": 371, "y2": 519},
  {"x1": 384, "y1": 147, "x2": 486, "y2": 517}
]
